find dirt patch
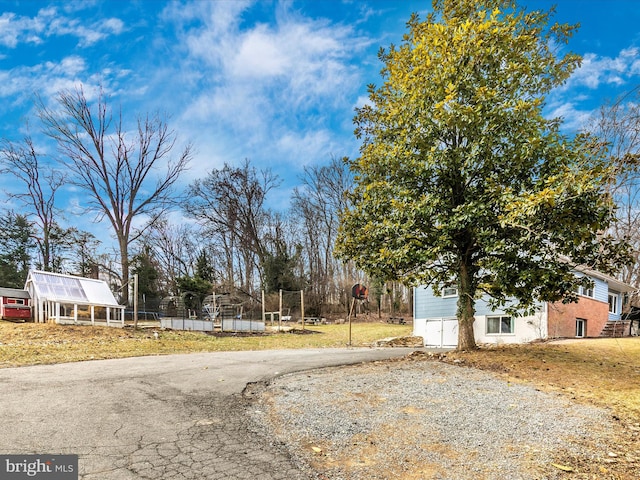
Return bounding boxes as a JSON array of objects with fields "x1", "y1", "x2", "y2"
[
  {"x1": 252, "y1": 352, "x2": 640, "y2": 479},
  {"x1": 284, "y1": 328, "x2": 322, "y2": 335},
  {"x1": 373, "y1": 335, "x2": 424, "y2": 347},
  {"x1": 412, "y1": 341, "x2": 640, "y2": 479}
]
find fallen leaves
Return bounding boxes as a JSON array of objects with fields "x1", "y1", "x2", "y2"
[{"x1": 551, "y1": 463, "x2": 574, "y2": 472}]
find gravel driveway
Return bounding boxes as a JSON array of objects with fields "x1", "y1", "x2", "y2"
[{"x1": 247, "y1": 355, "x2": 621, "y2": 479}]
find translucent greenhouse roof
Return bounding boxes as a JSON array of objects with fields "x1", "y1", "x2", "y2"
[{"x1": 27, "y1": 270, "x2": 121, "y2": 307}]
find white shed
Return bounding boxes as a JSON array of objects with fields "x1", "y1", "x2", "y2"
[{"x1": 25, "y1": 270, "x2": 125, "y2": 326}]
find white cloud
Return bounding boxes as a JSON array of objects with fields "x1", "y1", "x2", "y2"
[
  {"x1": 166, "y1": 0, "x2": 365, "y2": 168},
  {"x1": 548, "y1": 46, "x2": 640, "y2": 131},
  {"x1": 546, "y1": 101, "x2": 594, "y2": 132},
  {"x1": 354, "y1": 94, "x2": 372, "y2": 109},
  {"x1": 232, "y1": 25, "x2": 290, "y2": 78},
  {"x1": 0, "y1": 6, "x2": 124, "y2": 49},
  {"x1": 46, "y1": 56, "x2": 87, "y2": 76},
  {"x1": 47, "y1": 14, "x2": 125, "y2": 47},
  {"x1": 147, "y1": 0, "x2": 371, "y2": 198},
  {"x1": 276, "y1": 129, "x2": 335, "y2": 165},
  {"x1": 103, "y1": 18, "x2": 125, "y2": 35},
  {"x1": 0, "y1": 13, "x2": 21, "y2": 48},
  {"x1": 0, "y1": 55, "x2": 128, "y2": 116},
  {"x1": 61, "y1": 0, "x2": 101, "y2": 15},
  {"x1": 567, "y1": 47, "x2": 640, "y2": 90}
]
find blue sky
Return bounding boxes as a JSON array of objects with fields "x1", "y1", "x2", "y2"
[{"x1": 1, "y1": 0, "x2": 640, "y2": 246}]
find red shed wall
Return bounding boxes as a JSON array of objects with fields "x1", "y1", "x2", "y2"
[
  {"x1": 547, "y1": 296, "x2": 609, "y2": 338},
  {"x1": 1, "y1": 296, "x2": 32, "y2": 320}
]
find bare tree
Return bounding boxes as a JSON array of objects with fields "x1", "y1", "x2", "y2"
[
  {"x1": 183, "y1": 159, "x2": 280, "y2": 295},
  {"x1": 36, "y1": 86, "x2": 192, "y2": 304},
  {"x1": 291, "y1": 156, "x2": 354, "y2": 311},
  {"x1": 261, "y1": 210, "x2": 305, "y2": 293},
  {"x1": 138, "y1": 219, "x2": 200, "y2": 295},
  {"x1": 0, "y1": 135, "x2": 65, "y2": 271},
  {"x1": 66, "y1": 229, "x2": 102, "y2": 277},
  {"x1": 587, "y1": 88, "x2": 640, "y2": 293}
]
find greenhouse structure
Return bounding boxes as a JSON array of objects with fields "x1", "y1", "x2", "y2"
[{"x1": 25, "y1": 270, "x2": 125, "y2": 326}]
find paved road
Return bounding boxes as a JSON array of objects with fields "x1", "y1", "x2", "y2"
[{"x1": 0, "y1": 348, "x2": 420, "y2": 479}]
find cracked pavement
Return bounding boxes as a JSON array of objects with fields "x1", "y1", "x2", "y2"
[{"x1": 0, "y1": 348, "x2": 418, "y2": 479}]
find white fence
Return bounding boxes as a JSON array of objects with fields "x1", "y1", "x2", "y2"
[
  {"x1": 160, "y1": 317, "x2": 265, "y2": 332},
  {"x1": 222, "y1": 318, "x2": 265, "y2": 332},
  {"x1": 160, "y1": 318, "x2": 215, "y2": 331}
]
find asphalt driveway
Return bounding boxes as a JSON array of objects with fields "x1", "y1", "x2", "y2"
[{"x1": 0, "y1": 348, "x2": 420, "y2": 479}]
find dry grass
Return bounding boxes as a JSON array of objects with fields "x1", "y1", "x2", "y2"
[
  {"x1": 3, "y1": 322, "x2": 639, "y2": 426},
  {"x1": 442, "y1": 338, "x2": 640, "y2": 424},
  {"x1": 0, "y1": 320, "x2": 413, "y2": 368}
]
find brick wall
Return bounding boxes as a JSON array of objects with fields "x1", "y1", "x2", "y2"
[{"x1": 547, "y1": 296, "x2": 609, "y2": 338}]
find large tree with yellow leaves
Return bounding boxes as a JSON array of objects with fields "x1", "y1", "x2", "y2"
[{"x1": 336, "y1": 0, "x2": 630, "y2": 350}]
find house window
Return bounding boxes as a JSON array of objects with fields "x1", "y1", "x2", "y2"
[
  {"x1": 487, "y1": 315, "x2": 514, "y2": 335},
  {"x1": 608, "y1": 293, "x2": 618, "y2": 314},
  {"x1": 575, "y1": 282, "x2": 595, "y2": 298},
  {"x1": 442, "y1": 287, "x2": 458, "y2": 298},
  {"x1": 7, "y1": 298, "x2": 25, "y2": 305},
  {"x1": 576, "y1": 318, "x2": 586, "y2": 338}
]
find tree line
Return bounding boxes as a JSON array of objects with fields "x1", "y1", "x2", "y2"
[
  {"x1": 1, "y1": 0, "x2": 639, "y2": 336},
  {"x1": 0, "y1": 88, "x2": 390, "y2": 317}
]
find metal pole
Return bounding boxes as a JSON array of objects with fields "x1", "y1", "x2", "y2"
[
  {"x1": 133, "y1": 274, "x2": 139, "y2": 328},
  {"x1": 348, "y1": 297, "x2": 356, "y2": 346},
  {"x1": 300, "y1": 289, "x2": 305, "y2": 331},
  {"x1": 279, "y1": 289, "x2": 283, "y2": 332},
  {"x1": 214, "y1": 290, "x2": 219, "y2": 331}
]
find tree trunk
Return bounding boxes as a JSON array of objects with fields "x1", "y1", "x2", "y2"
[
  {"x1": 119, "y1": 239, "x2": 130, "y2": 306},
  {"x1": 457, "y1": 261, "x2": 477, "y2": 350}
]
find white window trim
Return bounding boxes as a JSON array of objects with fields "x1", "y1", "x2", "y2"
[
  {"x1": 576, "y1": 318, "x2": 586, "y2": 338},
  {"x1": 608, "y1": 293, "x2": 619, "y2": 314},
  {"x1": 576, "y1": 283, "x2": 595, "y2": 298},
  {"x1": 442, "y1": 287, "x2": 458, "y2": 298},
  {"x1": 486, "y1": 315, "x2": 514, "y2": 335}
]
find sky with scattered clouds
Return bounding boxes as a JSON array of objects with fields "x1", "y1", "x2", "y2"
[{"x1": 1, "y1": 0, "x2": 640, "y2": 247}]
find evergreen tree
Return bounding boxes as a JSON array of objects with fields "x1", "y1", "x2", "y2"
[
  {"x1": 131, "y1": 245, "x2": 163, "y2": 299},
  {"x1": 0, "y1": 212, "x2": 35, "y2": 288}
]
